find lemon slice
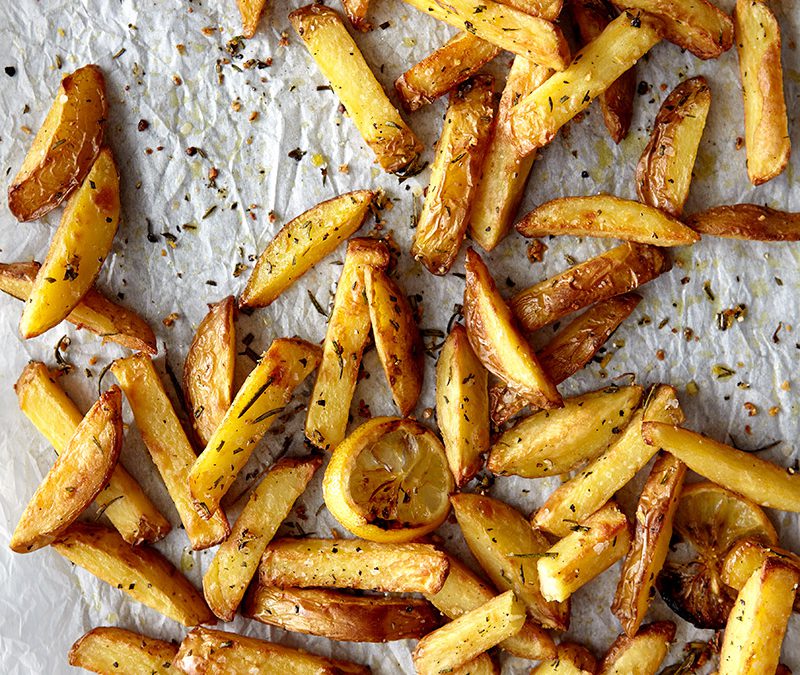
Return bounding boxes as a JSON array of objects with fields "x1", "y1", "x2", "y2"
[{"x1": 323, "y1": 417, "x2": 455, "y2": 543}]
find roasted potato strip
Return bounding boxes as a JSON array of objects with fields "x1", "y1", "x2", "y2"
[
  {"x1": 636, "y1": 76, "x2": 712, "y2": 216},
  {"x1": 412, "y1": 76, "x2": 496, "y2": 276},
  {"x1": 450, "y1": 655, "x2": 499, "y2": 675},
  {"x1": 686, "y1": 203, "x2": 800, "y2": 241},
  {"x1": 531, "y1": 642, "x2": 597, "y2": 675},
  {"x1": 598, "y1": 621, "x2": 676, "y2": 675},
  {"x1": 341, "y1": 0, "x2": 372, "y2": 30},
  {"x1": 8, "y1": 64, "x2": 107, "y2": 222},
  {"x1": 290, "y1": 6, "x2": 422, "y2": 174},
  {"x1": 112, "y1": 353, "x2": 230, "y2": 550},
  {"x1": 237, "y1": 0, "x2": 268, "y2": 38},
  {"x1": 722, "y1": 539, "x2": 800, "y2": 612},
  {"x1": 499, "y1": 0, "x2": 562, "y2": 19},
  {"x1": 68, "y1": 627, "x2": 178, "y2": 675},
  {"x1": 239, "y1": 190, "x2": 375, "y2": 308},
  {"x1": 53, "y1": 522, "x2": 214, "y2": 626}
]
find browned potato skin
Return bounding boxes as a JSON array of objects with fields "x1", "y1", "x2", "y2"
[
  {"x1": 244, "y1": 584, "x2": 443, "y2": 642},
  {"x1": 8, "y1": 65, "x2": 107, "y2": 222},
  {"x1": 342, "y1": 0, "x2": 372, "y2": 30},
  {"x1": 68, "y1": 627, "x2": 178, "y2": 675},
  {"x1": 598, "y1": 621, "x2": 676, "y2": 675},
  {"x1": 686, "y1": 204, "x2": 800, "y2": 241}
]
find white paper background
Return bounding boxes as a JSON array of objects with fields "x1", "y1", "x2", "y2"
[{"x1": 0, "y1": 0, "x2": 798, "y2": 672}]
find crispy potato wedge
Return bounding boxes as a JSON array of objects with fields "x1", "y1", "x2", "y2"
[
  {"x1": 19, "y1": 147, "x2": 120, "y2": 339},
  {"x1": 636, "y1": 76, "x2": 712, "y2": 217},
  {"x1": 245, "y1": 584, "x2": 442, "y2": 641},
  {"x1": 8, "y1": 64, "x2": 107, "y2": 222},
  {"x1": 190, "y1": 337, "x2": 321, "y2": 516},
  {"x1": 469, "y1": 58, "x2": 552, "y2": 252},
  {"x1": 718, "y1": 559, "x2": 799, "y2": 675},
  {"x1": 10, "y1": 386, "x2": 122, "y2": 553},
  {"x1": 464, "y1": 248, "x2": 562, "y2": 410},
  {"x1": 516, "y1": 194, "x2": 700, "y2": 246},
  {"x1": 488, "y1": 385, "x2": 643, "y2": 478},
  {"x1": 395, "y1": 33, "x2": 501, "y2": 112},
  {"x1": 413, "y1": 591, "x2": 525, "y2": 675},
  {"x1": 510, "y1": 11, "x2": 660, "y2": 155},
  {"x1": 411, "y1": 77, "x2": 496, "y2": 276},
  {"x1": 259, "y1": 538, "x2": 450, "y2": 594},
  {"x1": 111, "y1": 353, "x2": 230, "y2": 550},
  {"x1": 533, "y1": 384, "x2": 684, "y2": 537},
  {"x1": 450, "y1": 654, "x2": 499, "y2": 675},
  {"x1": 290, "y1": 6, "x2": 422, "y2": 174},
  {"x1": 612, "y1": 452, "x2": 686, "y2": 635},
  {"x1": 531, "y1": 642, "x2": 597, "y2": 675},
  {"x1": 183, "y1": 297, "x2": 236, "y2": 448},
  {"x1": 68, "y1": 627, "x2": 178, "y2": 675},
  {"x1": 686, "y1": 204, "x2": 800, "y2": 241},
  {"x1": 642, "y1": 422, "x2": 800, "y2": 512},
  {"x1": 53, "y1": 522, "x2": 214, "y2": 625},
  {"x1": 451, "y1": 493, "x2": 569, "y2": 630},
  {"x1": 341, "y1": 0, "x2": 372, "y2": 30},
  {"x1": 722, "y1": 539, "x2": 800, "y2": 612},
  {"x1": 203, "y1": 456, "x2": 321, "y2": 621},
  {"x1": 598, "y1": 621, "x2": 676, "y2": 675},
  {"x1": 306, "y1": 238, "x2": 390, "y2": 451},
  {"x1": 175, "y1": 627, "x2": 371, "y2": 674},
  {"x1": 15, "y1": 361, "x2": 169, "y2": 545},
  {"x1": 237, "y1": 0, "x2": 268, "y2": 38},
  {"x1": 365, "y1": 268, "x2": 424, "y2": 416},
  {"x1": 239, "y1": 190, "x2": 375, "y2": 308},
  {"x1": 511, "y1": 242, "x2": 669, "y2": 334},
  {"x1": 499, "y1": 0, "x2": 562, "y2": 19}
]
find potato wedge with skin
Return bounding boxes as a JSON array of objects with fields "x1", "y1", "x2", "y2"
[
  {"x1": 642, "y1": 422, "x2": 800, "y2": 512},
  {"x1": 8, "y1": 64, "x2": 107, "y2": 222},
  {"x1": 395, "y1": 33, "x2": 501, "y2": 113},
  {"x1": 10, "y1": 386, "x2": 122, "y2": 553},
  {"x1": 239, "y1": 190, "x2": 375, "y2": 308},
  {"x1": 20, "y1": 147, "x2": 120, "y2": 339},
  {"x1": 190, "y1": 338, "x2": 321, "y2": 516},
  {"x1": 413, "y1": 591, "x2": 525, "y2": 675},
  {"x1": 244, "y1": 584, "x2": 442, "y2": 641},
  {"x1": 53, "y1": 522, "x2": 214, "y2": 626},
  {"x1": 612, "y1": 452, "x2": 686, "y2": 636},
  {"x1": 533, "y1": 384, "x2": 684, "y2": 537},
  {"x1": 511, "y1": 242, "x2": 670, "y2": 334},
  {"x1": 258, "y1": 538, "x2": 450, "y2": 594},
  {"x1": 636, "y1": 77, "x2": 712, "y2": 217},
  {"x1": 531, "y1": 642, "x2": 597, "y2": 675},
  {"x1": 488, "y1": 385, "x2": 643, "y2": 478},
  {"x1": 722, "y1": 539, "x2": 800, "y2": 612},
  {"x1": 111, "y1": 353, "x2": 230, "y2": 550},
  {"x1": 68, "y1": 627, "x2": 178, "y2": 675},
  {"x1": 598, "y1": 621, "x2": 676, "y2": 675},
  {"x1": 306, "y1": 238, "x2": 390, "y2": 451},
  {"x1": 203, "y1": 456, "x2": 321, "y2": 621},
  {"x1": 237, "y1": 0, "x2": 268, "y2": 38},
  {"x1": 341, "y1": 0, "x2": 372, "y2": 31},
  {"x1": 451, "y1": 493, "x2": 569, "y2": 630},
  {"x1": 686, "y1": 204, "x2": 800, "y2": 241},
  {"x1": 510, "y1": 11, "x2": 661, "y2": 155},
  {"x1": 290, "y1": 6, "x2": 422, "y2": 174},
  {"x1": 464, "y1": 248, "x2": 562, "y2": 410},
  {"x1": 412, "y1": 76, "x2": 496, "y2": 276},
  {"x1": 184, "y1": 297, "x2": 235, "y2": 448}
]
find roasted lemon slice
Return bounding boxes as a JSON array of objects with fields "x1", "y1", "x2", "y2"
[
  {"x1": 657, "y1": 481, "x2": 777, "y2": 628},
  {"x1": 323, "y1": 417, "x2": 454, "y2": 543}
]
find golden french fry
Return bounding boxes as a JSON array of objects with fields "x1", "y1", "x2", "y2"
[
  {"x1": 722, "y1": 538, "x2": 800, "y2": 613},
  {"x1": 686, "y1": 204, "x2": 800, "y2": 241},
  {"x1": 68, "y1": 627, "x2": 178, "y2": 675},
  {"x1": 341, "y1": 0, "x2": 372, "y2": 30},
  {"x1": 598, "y1": 621, "x2": 676, "y2": 675},
  {"x1": 450, "y1": 655, "x2": 499, "y2": 675},
  {"x1": 498, "y1": 0, "x2": 562, "y2": 19},
  {"x1": 531, "y1": 642, "x2": 597, "y2": 675},
  {"x1": 237, "y1": 0, "x2": 268, "y2": 37}
]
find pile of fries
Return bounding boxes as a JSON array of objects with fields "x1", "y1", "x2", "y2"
[{"x1": 3, "y1": 0, "x2": 799, "y2": 672}]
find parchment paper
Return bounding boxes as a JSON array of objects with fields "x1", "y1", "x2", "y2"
[{"x1": 0, "y1": 0, "x2": 798, "y2": 672}]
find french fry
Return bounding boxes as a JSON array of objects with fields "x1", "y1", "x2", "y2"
[
  {"x1": 499, "y1": 0, "x2": 562, "y2": 19},
  {"x1": 10, "y1": 387, "x2": 122, "y2": 553},
  {"x1": 722, "y1": 538, "x2": 800, "y2": 612},
  {"x1": 237, "y1": 0, "x2": 268, "y2": 37},
  {"x1": 412, "y1": 591, "x2": 525, "y2": 675},
  {"x1": 189, "y1": 338, "x2": 321, "y2": 516},
  {"x1": 15, "y1": 361, "x2": 169, "y2": 545},
  {"x1": 395, "y1": 33, "x2": 501, "y2": 112},
  {"x1": 203, "y1": 456, "x2": 321, "y2": 621},
  {"x1": 636, "y1": 76, "x2": 712, "y2": 217},
  {"x1": 510, "y1": 242, "x2": 669, "y2": 334},
  {"x1": 111, "y1": 353, "x2": 230, "y2": 550},
  {"x1": 516, "y1": 194, "x2": 700, "y2": 246},
  {"x1": 19, "y1": 147, "x2": 120, "y2": 339},
  {"x1": 735, "y1": 0, "x2": 790, "y2": 185},
  {"x1": 52, "y1": 522, "x2": 214, "y2": 626},
  {"x1": 531, "y1": 642, "x2": 597, "y2": 675},
  {"x1": 532, "y1": 384, "x2": 684, "y2": 537},
  {"x1": 68, "y1": 627, "x2": 178, "y2": 675},
  {"x1": 450, "y1": 654, "x2": 499, "y2": 675},
  {"x1": 510, "y1": 10, "x2": 661, "y2": 155},
  {"x1": 306, "y1": 238, "x2": 390, "y2": 451},
  {"x1": 341, "y1": 0, "x2": 372, "y2": 30},
  {"x1": 451, "y1": 493, "x2": 569, "y2": 630},
  {"x1": 488, "y1": 385, "x2": 643, "y2": 478},
  {"x1": 686, "y1": 204, "x2": 800, "y2": 241},
  {"x1": 641, "y1": 422, "x2": 800, "y2": 512},
  {"x1": 598, "y1": 621, "x2": 676, "y2": 675},
  {"x1": 411, "y1": 76, "x2": 496, "y2": 276},
  {"x1": 289, "y1": 6, "x2": 422, "y2": 174},
  {"x1": 612, "y1": 452, "x2": 686, "y2": 635},
  {"x1": 258, "y1": 538, "x2": 450, "y2": 594},
  {"x1": 239, "y1": 189, "x2": 375, "y2": 308},
  {"x1": 0, "y1": 261, "x2": 157, "y2": 354}
]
